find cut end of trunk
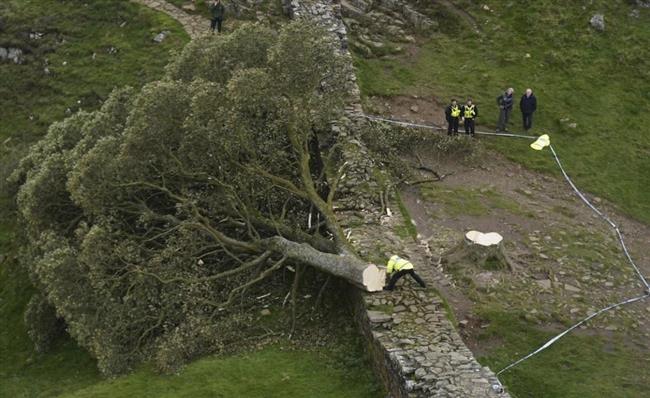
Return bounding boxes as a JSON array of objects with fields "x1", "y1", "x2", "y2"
[
  {"x1": 465, "y1": 230, "x2": 503, "y2": 246},
  {"x1": 362, "y1": 264, "x2": 386, "y2": 292}
]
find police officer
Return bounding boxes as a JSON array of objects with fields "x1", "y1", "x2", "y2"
[
  {"x1": 384, "y1": 255, "x2": 427, "y2": 291},
  {"x1": 461, "y1": 98, "x2": 478, "y2": 136},
  {"x1": 445, "y1": 99, "x2": 461, "y2": 136}
]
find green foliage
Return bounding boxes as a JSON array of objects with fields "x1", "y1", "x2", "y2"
[
  {"x1": 12, "y1": 21, "x2": 350, "y2": 376},
  {"x1": 24, "y1": 293, "x2": 65, "y2": 354},
  {"x1": 354, "y1": 0, "x2": 650, "y2": 223}
]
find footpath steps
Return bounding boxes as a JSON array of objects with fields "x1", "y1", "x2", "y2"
[{"x1": 131, "y1": 0, "x2": 208, "y2": 39}]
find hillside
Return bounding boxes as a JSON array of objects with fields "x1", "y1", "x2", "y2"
[
  {"x1": 352, "y1": 0, "x2": 650, "y2": 224},
  {"x1": 345, "y1": 1, "x2": 650, "y2": 396},
  {"x1": 0, "y1": 1, "x2": 381, "y2": 397}
]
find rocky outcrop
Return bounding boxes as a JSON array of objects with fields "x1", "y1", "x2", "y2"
[{"x1": 0, "y1": 47, "x2": 24, "y2": 64}]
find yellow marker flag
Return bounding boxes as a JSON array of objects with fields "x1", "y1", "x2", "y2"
[{"x1": 530, "y1": 134, "x2": 550, "y2": 151}]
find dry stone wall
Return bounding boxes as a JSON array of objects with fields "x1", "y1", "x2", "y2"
[
  {"x1": 133, "y1": 1, "x2": 509, "y2": 395},
  {"x1": 285, "y1": 0, "x2": 509, "y2": 396}
]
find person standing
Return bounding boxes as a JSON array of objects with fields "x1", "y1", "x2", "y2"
[
  {"x1": 461, "y1": 98, "x2": 478, "y2": 136},
  {"x1": 445, "y1": 99, "x2": 461, "y2": 136},
  {"x1": 209, "y1": 0, "x2": 225, "y2": 34},
  {"x1": 383, "y1": 255, "x2": 426, "y2": 291},
  {"x1": 496, "y1": 87, "x2": 514, "y2": 132},
  {"x1": 519, "y1": 88, "x2": 537, "y2": 131}
]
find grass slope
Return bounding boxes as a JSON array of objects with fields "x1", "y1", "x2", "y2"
[
  {"x1": 0, "y1": 0, "x2": 189, "y2": 142},
  {"x1": 477, "y1": 310, "x2": 649, "y2": 398},
  {"x1": 354, "y1": 0, "x2": 650, "y2": 223},
  {"x1": 61, "y1": 346, "x2": 381, "y2": 398}
]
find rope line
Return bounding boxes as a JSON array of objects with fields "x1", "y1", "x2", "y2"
[{"x1": 362, "y1": 113, "x2": 650, "y2": 389}]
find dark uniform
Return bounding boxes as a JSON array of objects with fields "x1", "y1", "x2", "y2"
[
  {"x1": 445, "y1": 102, "x2": 461, "y2": 135},
  {"x1": 461, "y1": 102, "x2": 478, "y2": 136},
  {"x1": 520, "y1": 93, "x2": 537, "y2": 131},
  {"x1": 496, "y1": 91, "x2": 514, "y2": 132},
  {"x1": 209, "y1": 1, "x2": 225, "y2": 33}
]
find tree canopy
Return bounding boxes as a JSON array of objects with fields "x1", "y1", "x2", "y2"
[{"x1": 9, "y1": 22, "x2": 380, "y2": 375}]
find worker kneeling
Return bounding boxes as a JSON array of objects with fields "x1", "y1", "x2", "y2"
[{"x1": 384, "y1": 255, "x2": 427, "y2": 291}]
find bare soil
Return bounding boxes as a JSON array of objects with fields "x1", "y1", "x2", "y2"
[{"x1": 399, "y1": 142, "x2": 650, "y2": 348}]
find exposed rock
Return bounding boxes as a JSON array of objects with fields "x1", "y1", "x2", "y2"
[
  {"x1": 181, "y1": 3, "x2": 196, "y2": 11},
  {"x1": 153, "y1": 30, "x2": 171, "y2": 43},
  {"x1": 564, "y1": 283, "x2": 581, "y2": 292},
  {"x1": 0, "y1": 47, "x2": 24, "y2": 64},
  {"x1": 536, "y1": 279, "x2": 552, "y2": 290},
  {"x1": 367, "y1": 310, "x2": 392, "y2": 323},
  {"x1": 590, "y1": 14, "x2": 605, "y2": 32},
  {"x1": 260, "y1": 308, "x2": 271, "y2": 316}
]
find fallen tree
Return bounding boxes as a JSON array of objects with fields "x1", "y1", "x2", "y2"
[{"x1": 9, "y1": 22, "x2": 383, "y2": 375}]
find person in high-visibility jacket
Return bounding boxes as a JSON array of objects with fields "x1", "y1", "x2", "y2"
[
  {"x1": 384, "y1": 255, "x2": 427, "y2": 291},
  {"x1": 445, "y1": 99, "x2": 461, "y2": 136},
  {"x1": 461, "y1": 98, "x2": 478, "y2": 136}
]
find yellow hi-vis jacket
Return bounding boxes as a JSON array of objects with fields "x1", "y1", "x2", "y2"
[{"x1": 386, "y1": 255, "x2": 414, "y2": 274}]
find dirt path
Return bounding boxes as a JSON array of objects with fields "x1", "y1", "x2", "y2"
[{"x1": 130, "y1": 0, "x2": 209, "y2": 39}]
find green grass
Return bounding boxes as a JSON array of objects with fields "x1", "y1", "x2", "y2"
[
  {"x1": 421, "y1": 185, "x2": 523, "y2": 217},
  {"x1": 394, "y1": 189, "x2": 418, "y2": 240},
  {"x1": 477, "y1": 309, "x2": 649, "y2": 398},
  {"x1": 0, "y1": 0, "x2": 189, "y2": 142},
  {"x1": 354, "y1": 1, "x2": 650, "y2": 224},
  {"x1": 0, "y1": 268, "x2": 102, "y2": 398},
  {"x1": 60, "y1": 345, "x2": 381, "y2": 398}
]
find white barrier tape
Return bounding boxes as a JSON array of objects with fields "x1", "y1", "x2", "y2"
[
  {"x1": 496, "y1": 293, "x2": 649, "y2": 377},
  {"x1": 363, "y1": 113, "x2": 650, "y2": 386},
  {"x1": 549, "y1": 145, "x2": 649, "y2": 290}
]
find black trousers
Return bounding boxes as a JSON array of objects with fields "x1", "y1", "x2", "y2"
[
  {"x1": 385, "y1": 269, "x2": 426, "y2": 290},
  {"x1": 522, "y1": 112, "x2": 533, "y2": 130},
  {"x1": 497, "y1": 108, "x2": 511, "y2": 131},
  {"x1": 447, "y1": 118, "x2": 459, "y2": 135},
  {"x1": 210, "y1": 17, "x2": 223, "y2": 33},
  {"x1": 464, "y1": 118, "x2": 475, "y2": 136}
]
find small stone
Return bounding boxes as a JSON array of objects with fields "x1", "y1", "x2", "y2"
[
  {"x1": 458, "y1": 319, "x2": 469, "y2": 328},
  {"x1": 367, "y1": 310, "x2": 392, "y2": 323},
  {"x1": 568, "y1": 122, "x2": 578, "y2": 129},
  {"x1": 536, "y1": 279, "x2": 552, "y2": 290},
  {"x1": 410, "y1": 105, "x2": 419, "y2": 113},
  {"x1": 590, "y1": 14, "x2": 605, "y2": 32},
  {"x1": 564, "y1": 283, "x2": 581, "y2": 292},
  {"x1": 260, "y1": 309, "x2": 271, "y2": 316},
  {"x1": 153, "y1": 31, "x2": 171, "y2": 43},
  {"x1": 393, "y1": 305, "x2": 407, "y2": 312},
  {"x1": 414, "y1": 367, "x2": 427, "y2": 379}
]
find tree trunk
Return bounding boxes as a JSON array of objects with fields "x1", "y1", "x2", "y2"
[
  {"x1": 263, "y1": 236, "x2": 385, "y2": 292},
  {"x1": 443, "y1": 231, "x2": 513, "y2": 271}
]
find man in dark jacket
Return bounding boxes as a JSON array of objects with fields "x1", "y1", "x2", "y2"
[
  {"x1": 519, "y1": 88, "x2": 537, "y2": 131},
  {"x1": 445, "y1": 99, "x2": 461, "y2": 136},
  {"x1": 496, "y1": 87, "x2": 514, "y2": 132},
  {"x1": 461, "y1": 98, "x2": 478, "y2": 137},
  {"x1": 209, "y1": 0, "x2": 225, "y2": 33}
]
